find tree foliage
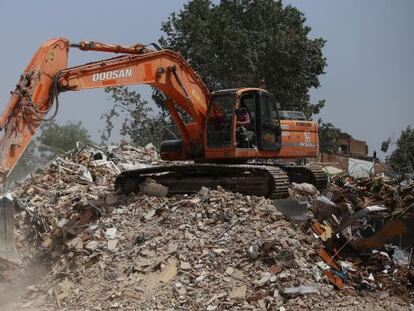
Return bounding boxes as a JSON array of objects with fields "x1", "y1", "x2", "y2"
[
  {"x1": 101, "y1": 0, "x2": 327, "y2": 145},
  {"x1": 319, "y1": 121, "x2": 342, "y2": 154},
  {"x1": 37, "y1": 120, "x2": 92, "y2": 158},
  {"x1": 160, "y1": 0, "x2": 327, "y2": 116},
  {"x1": 101, "y1": 87, "x2": 177, "y2": 147},
  {"x1": 386, "y1": 126, "x2": 414, "y2": 174}
]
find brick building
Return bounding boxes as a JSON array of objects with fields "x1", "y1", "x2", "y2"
[
  {"x1": 337, "y1": 133, "x2": 368, "y2": 158},
  {"x1": 318, "y1": 133, "x2": 376, "y2": 176}
]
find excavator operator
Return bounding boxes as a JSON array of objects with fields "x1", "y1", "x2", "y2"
[{"x1": 236, "y1": 103, "x2": 253, "y2": 147}]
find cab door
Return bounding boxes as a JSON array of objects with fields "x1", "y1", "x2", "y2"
[{"x1": 257, "y1": 92, "x2": 281, "y2": 151}]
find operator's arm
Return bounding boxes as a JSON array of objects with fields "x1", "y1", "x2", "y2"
[{"x1": 237, "y1": 113, "x2": 251, "y2": 126}]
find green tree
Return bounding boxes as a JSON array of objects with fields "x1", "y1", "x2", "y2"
[
  {"x1": 102, "y1": 0, "x2": 326, "y2": 145},
  {"x1": 385, "y1": 126, "x2": 414, "y2": 174},
  {"x1": 160, "y1": 0, "x2": 327, "y2": 116},
  {"x1": 319, "y1": 121, "x2": 342, "y2": 154},
  {"x1": 101, "y1": 87, "x2": 177, "y2": 147},
  {"x1": 37, "y1": 120, "x2": 92, "y2": 158}
]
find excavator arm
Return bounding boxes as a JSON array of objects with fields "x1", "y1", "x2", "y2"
[
  {"x1": 0, "y1": 38, "x2": 69, "y2": 185},
  {"x1": 0, "y1": 38, "x2": 210, "y2": 186},
  {"x1": 58, "y1": 47, "x2": 209, "y2": 142}
]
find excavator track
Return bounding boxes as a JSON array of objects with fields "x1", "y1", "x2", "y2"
[
  {"x1": 115, "y1": 163, "x2": 290, "y2": 199},
  {"x1": 276, "y1": 164, "x2": 328, "y2": 191},
  {"x1": 246, "y1": 161, "x2": 328, "y2": 192}
]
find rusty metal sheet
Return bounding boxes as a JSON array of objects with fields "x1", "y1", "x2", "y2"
[
  {"x1": 318, "y1": 248, "x2": 341, "y2": 271},
  {"x1": 324, "y1": 270, "x2": 344, "y2": 290}
]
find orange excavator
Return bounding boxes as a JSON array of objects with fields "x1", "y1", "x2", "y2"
[{"x1": 0, "y1": 38, "x2": 327, "y2": 199}]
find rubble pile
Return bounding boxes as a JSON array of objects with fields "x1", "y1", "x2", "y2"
[
  {"x1": 8, "y1": 143, "x2": 162, "y2": 269},
  {"x1": 0, "y1": 144, "x2": 413, "y2": 310},
  {"x1": 329, "y1": 176, "x2": 414, "y2": 212},
  {"x1": 307, "y1": 176, "x2": 414, "y2": 297},
  {"x1": 10, "y1": 188, "x2": 331, "y2": 310}
]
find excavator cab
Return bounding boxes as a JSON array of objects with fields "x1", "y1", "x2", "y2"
[
  {"x1": 242, "y1": 89, "x2": 282, "y2": 151},
  {"x1": 205, "y1": 88, "x2": 282, "y2": 159}
]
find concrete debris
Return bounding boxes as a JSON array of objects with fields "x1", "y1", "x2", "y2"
[
  {"x1": 292, "y1": 182, "x2": 319, "y2": 196},
  {"x1": 274, "y1": 198, "x2": 309, "y2": 223},
  {"x1": 0, "y1": 144, "x2": 412, "y2": 310},
  {"x1": 393, "y1": 248, "x2": 410, "y2": 266},
  {"x1": 322, "y1": 166, "x2": 344, "y2": 176},
  {"x1": 281, "y1": 285, "x2": 319, "y2": 296},
  {"x1": 104, "y1": 227, "x2": 117, "y2": 240},
  {"x1": 84, "y1": 241, "x2": 98, "y2": 251},
  {"x1": 77, "y1": 165, "x2": 94, "y2": 184},
  {"x1": 229, "y1": 285, "x2": 247, "y2": 299},
  {"x1": 140, "y1": 178, "x2": 169, "y2": 197}
]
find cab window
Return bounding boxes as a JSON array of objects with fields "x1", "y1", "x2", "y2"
[{"x1": 206, "y1": 94, "x2": 234, "y2": 148}]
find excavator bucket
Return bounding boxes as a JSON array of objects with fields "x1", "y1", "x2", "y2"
[{"x1": 0, "y1": 195, "x2": 19, "y2": 268}]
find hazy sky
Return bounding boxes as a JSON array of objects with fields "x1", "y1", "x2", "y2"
[{"x1": 0, "y1": 0, "x2": 413, "y2": 158}]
